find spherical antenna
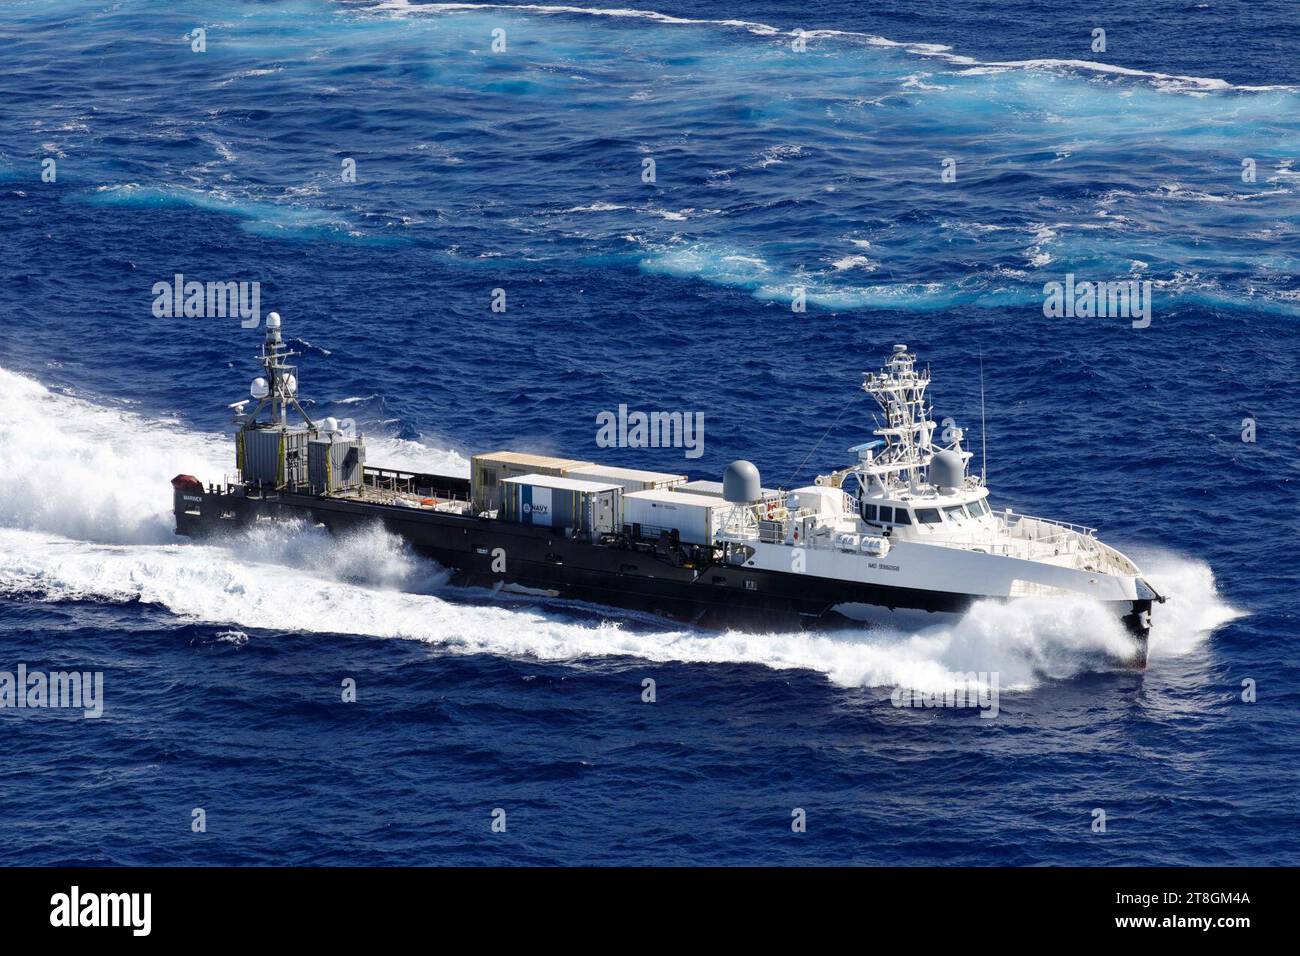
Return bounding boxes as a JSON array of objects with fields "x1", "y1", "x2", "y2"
[
  {"x1": 250, "y1": 377, "x2": 269, "y2": 399},
  {"x1": 266, "y1": 312, "x2": 281, "y2": 330},
  {"x1": 723, "y1": 460, "x2": 762, "y2": 504},
  {"x1": 930, "y1": 449, "x2": 965, "y2": 494}
]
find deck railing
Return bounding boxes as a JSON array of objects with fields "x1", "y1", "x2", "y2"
[{"x1": 717, "y1": 504, "x2": 1136, "y2": 573}]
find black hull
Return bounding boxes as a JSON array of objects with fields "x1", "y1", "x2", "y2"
[{"x1": 173, "y1": 479, "x2": 1151, "y2": 666}]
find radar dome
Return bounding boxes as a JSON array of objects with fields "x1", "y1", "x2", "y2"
[
  {"x1": 284, "y1": 374, "x2": 297, "y2": 395},
  {"x1": 321, "y1": 417, "x2": 339, "y2": 434},
  {"x1": 266, "y1": 312, "x2": 281, "y2": 329},
  {"x1": 930, "y1": 449, "x2": 965, "y2": 493},
  {"x1": 723, "y1": 460, "x2": 761, "y2": 503},
  {"x1": 250, "y1": 377, "x2": 269, "y2": 399}
]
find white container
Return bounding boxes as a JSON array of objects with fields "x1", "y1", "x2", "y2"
[
  {"x1": 566, "y1": 464, "x2": 687, "y2": 493},
  {"x1": 501, "y1": 473, "x2": 622, "y2": 535},
  {"x1": 622, "y1": 488, "x2": 734, "y2": 545}
]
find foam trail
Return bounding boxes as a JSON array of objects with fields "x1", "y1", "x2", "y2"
[
  {"x1": 0, "y1": 366, "x2": 229, "y2": 545},
  {"x1": 365, "y1": 1, "x2": 1296, "y2": 94},
  {"x1": 0, "y1": 366, "x2": 1237, "y2": 691},
  {"x1": 0, "y1": 523, "x2": 1233, "y2": 691},
  {"x1": 0, "y1": 366, "x2": 467, "y2": 546}
]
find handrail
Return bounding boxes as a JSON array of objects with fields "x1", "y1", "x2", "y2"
[{"x1": 999, "y1": 510, "x2": 1097, "y2": 537}]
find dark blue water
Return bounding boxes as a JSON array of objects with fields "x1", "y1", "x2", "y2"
[{"x1": 0, "y1": 0, "x2": 1296, "y2": 865}]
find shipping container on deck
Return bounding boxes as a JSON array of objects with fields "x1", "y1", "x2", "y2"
[
  {"x1": 471, "y1": 451, "x2": 594, "y2": 512},
  {"x1": 565, "y1": 464, "x2": 687, "y2": 493},
  {"x1": 308, "y1": 437, "x2": 365, "y2": 493},
  {"x1": 501, "y1": 474, "x2": 622, "y2": 536},
  {"x1": 238, "y1": 425, "x2": 310, "y2": 488},
  {"x1": 622, "y1": 488, "x2": 736, "y2": 546}
]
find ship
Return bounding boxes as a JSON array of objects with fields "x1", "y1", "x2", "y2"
[{"x1": 173, "y1": 313, "x2": 1164, "y2": 665}]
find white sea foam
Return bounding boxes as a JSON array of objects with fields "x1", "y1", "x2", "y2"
[
  {"x1": 0, "y1": 365, "x2": 1237, "y2": 691},
  {"x1": 830, "y1": 254, "x2": 878, "y2": 272},
  {"x1": 1129, "y1": 548, "x2": 1243, "y2": 661},
  {"x1": 367, "y1": 2, "x2": 1296, "y2": 95},
  {"x1": 559, "y1": 201, "x2": 628, "y2": 213},
  {"x1": 0, "y1": 366, "x2": 229, "y2": 545},
  {"x1": 0, "y1": 365, "x2": 466, "y2": 545},
  {"x1": 214, "y1": 66, "x2": 284, "y2": 89}
]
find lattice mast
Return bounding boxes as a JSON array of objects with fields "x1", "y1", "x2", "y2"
[
  {"x1": 236, "y1": 312, "x2": 314, "y2": 429},
  {"x1": 859, "y1": 344, "x2": 935, "y2": 491}
]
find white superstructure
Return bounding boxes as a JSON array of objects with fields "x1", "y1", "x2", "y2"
[{"x1": 714, "y1": 345, "x2": 1159, "y2": 626}]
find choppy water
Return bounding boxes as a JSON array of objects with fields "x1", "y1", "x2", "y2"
[{"x1": 0, "y1": 0, "x2": 1295, "y2": 865}]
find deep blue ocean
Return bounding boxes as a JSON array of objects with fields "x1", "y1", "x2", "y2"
[{"x1": 0, "y1": 0, "x2": 1297, "y2": 866}]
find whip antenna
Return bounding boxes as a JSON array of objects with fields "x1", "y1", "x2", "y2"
[
  {"x1": 979, "y1": 348, "x2": 987, "y2": 482},
  {"x1": 785, "y1": 389, "x2": 864, "y2": 489}
]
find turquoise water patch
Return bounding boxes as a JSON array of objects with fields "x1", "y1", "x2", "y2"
[{"x1": 2, "y1": 0, "x2": 1297, "y2": 309}]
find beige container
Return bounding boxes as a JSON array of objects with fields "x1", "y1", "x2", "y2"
[{"x1": 471, "y1": 451, "x2": 594, "y2": 512}]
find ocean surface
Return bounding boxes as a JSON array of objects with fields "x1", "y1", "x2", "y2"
[{"x1": 0, "y1": 0, "x2": 1297, "y2": 865}]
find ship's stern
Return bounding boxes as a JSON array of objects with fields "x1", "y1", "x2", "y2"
[{"x1": 171, "y1": 474, "x2": 208, "y2": 537}]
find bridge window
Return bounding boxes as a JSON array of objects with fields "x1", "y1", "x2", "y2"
[
  {"x1": 879, "y1": 506, "x2": 894, "y2": 523},
  {"x1": 863, "y1": 504, "x2": 878, "y2": 521},
  {"x1": 916, "y1": 508, "x2": 942, "y2": 524},
  {"x1": 894, "y1": 509, "x2": 912, "y2": 525},
  {"x1": 943, "y1": 505, "x2": 967, "y2": 521}
]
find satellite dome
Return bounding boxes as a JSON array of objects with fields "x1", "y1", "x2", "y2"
[
  {"x1": 266, "y1": 312, "x2": 281, "y2": 329},
  {"x1": 723, "y1": 460, "x2": 761, "y2": 504},
  {"x1": 930, "y1": 449, "x2": 965, "y2": 493},
  {"x1": 321, "y1": 416, "x2": 339, "y2": 434},
  {"x1": 250, "y1": 377, "x2": 269, "y2": 399},
  {"x1": 284, "y1": 374, "x2": 297, "y2": 395}
]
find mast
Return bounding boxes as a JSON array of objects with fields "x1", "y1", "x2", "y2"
[
  {"x1": 243, "y1": 311, "x2": 313, "y2": 429},
  {"x1": 857, "y1": 344, "x2": 935, "y2": 491}
]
